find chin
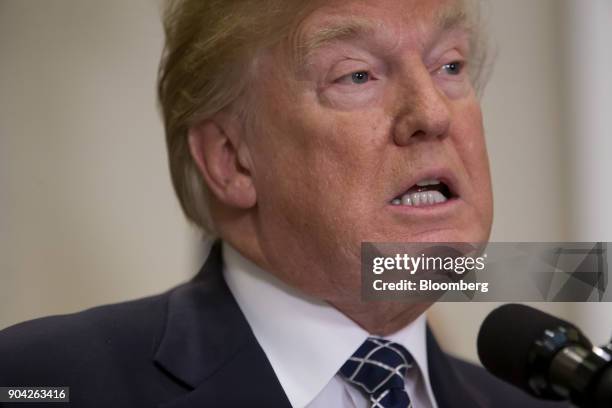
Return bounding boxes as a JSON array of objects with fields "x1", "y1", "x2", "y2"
[
  {"x1": 415, "y1": 228, "x2": 486, "y2": 243},
  {"x1": 388, "y1": 224, "x2": 489, "y2": 243}
]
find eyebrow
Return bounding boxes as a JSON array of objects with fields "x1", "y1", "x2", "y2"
[
  {"x1": 295, "y1": 2, "x2": 473, "y2": 66},
  {"x1": 296, "y1": 18, "x2": 376, "y2": 66}
]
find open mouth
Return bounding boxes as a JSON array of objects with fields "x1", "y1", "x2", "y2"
[{"x1": 390, "y1": 178, "x2": 456, "y2": 207}]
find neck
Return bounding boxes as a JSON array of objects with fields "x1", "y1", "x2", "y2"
[
  {"x1": 329, "y1": 300, "x2": 432, "y2": 336},
  {"x1": 213, "y1": 208, "x2": 431, "y2": 336}
]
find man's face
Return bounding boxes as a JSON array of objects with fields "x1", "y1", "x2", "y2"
[{"x1": 244, "y1": 0, "x2": 493, "y2": 300}]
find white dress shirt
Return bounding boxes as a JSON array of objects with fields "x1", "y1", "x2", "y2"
[{"x1": 222, "y1": 243, "x2": 439, "y2": 408}]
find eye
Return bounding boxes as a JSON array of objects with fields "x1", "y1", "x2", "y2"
[
  {"x1": 336, "y1": 71, "x2": 372, "y2": 85},
  {"x1": 350, "y1": 71, "x2": 370, "y2": 84},
  {"x1": 440, "y1": 61, "x2": 464, "y2": 76}
]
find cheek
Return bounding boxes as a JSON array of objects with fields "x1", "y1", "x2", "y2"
[
  {"x1": 454, "y1": 103, "x2": 493, "y2": 224},
  {"x1": 453, "y1": 103, "x2": 490, "y2": 178},
  {"x1": 251, "y1": 106, "x2": 388, "y2": 230}
]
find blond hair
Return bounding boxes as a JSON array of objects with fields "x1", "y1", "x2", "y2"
[{"x1": 157, "y1": 0, "x2": 489, "y2": 233}]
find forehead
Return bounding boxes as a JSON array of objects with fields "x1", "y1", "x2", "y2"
[{"x1": 294, "y1": 0, "x2": 470, "y2": 59}]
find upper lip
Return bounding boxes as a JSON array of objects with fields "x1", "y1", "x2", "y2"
[{"x1": 390, "y1": 168, "x2": 460, "y2": 202}]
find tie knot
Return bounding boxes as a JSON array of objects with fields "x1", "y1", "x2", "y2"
[{"x1": 340, "y1": 337, "x2": 414, "y2": 401}]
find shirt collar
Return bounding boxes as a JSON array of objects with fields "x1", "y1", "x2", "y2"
[{"x1": 222, "y1": 242, "x2": 436, "y2": 408}]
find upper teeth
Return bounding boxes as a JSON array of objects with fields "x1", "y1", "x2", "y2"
[{"x1": 416, "y1": 179, "x2": 441, "y2": 187}]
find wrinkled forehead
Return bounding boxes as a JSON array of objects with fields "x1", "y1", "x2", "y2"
[{"x1": 291, "y1": 0, "x2": 473, "y2": 64}]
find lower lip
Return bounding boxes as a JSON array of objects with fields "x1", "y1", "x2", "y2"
[{"x1": 387, "y1": 197, "x2": 461, "y2": 216}]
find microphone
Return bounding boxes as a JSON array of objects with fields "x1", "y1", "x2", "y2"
[{"x1": 477, "y1": 304, "x2": 612, "y2": 408}]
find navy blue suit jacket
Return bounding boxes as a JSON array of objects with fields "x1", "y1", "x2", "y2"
[{"x1": 0, "y1": 242, "x2": 570, "y2": 407}]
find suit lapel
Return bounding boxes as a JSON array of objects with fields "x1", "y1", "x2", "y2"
[
  {"x1": 154, "y1": 241, "x2": 292, "y2": 408},
  {"x1": 153, "y1": 240, "x2": 488, "y2": 407},
  {"x1": 427, "y1": 327, "x2": 489, "y2": 408}
]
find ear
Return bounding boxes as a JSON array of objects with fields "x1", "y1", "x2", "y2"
[{"x1": 188, "y1": 115, "x2": 256, "y2": 209}]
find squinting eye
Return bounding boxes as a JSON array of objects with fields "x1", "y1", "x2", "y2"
[
  {"x1": 336, "y1": 71, "x2": 371, "y2": 85},
  {"x1": 350, "y1": 71, "x2": 370, "y2": 84},
  {"x1": 441, "y1": 61, "x2": 463, "y2": 75}
]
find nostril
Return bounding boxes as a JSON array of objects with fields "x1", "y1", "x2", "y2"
[{"x1": 410, "y1": 130, "x2": 428, "y2": 140}]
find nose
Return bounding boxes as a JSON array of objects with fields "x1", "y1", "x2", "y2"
[{"x1": 392, "y1": 68, "x2": 451, "y2": 146}]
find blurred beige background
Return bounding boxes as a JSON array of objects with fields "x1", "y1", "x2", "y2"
[{"x1": 1, "y1": 0, "x2": 611, "y2": 363}]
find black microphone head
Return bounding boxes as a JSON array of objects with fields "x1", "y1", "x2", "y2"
[{"x1": 477, "y1": 304, "x2": 588, "y2": 397}]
